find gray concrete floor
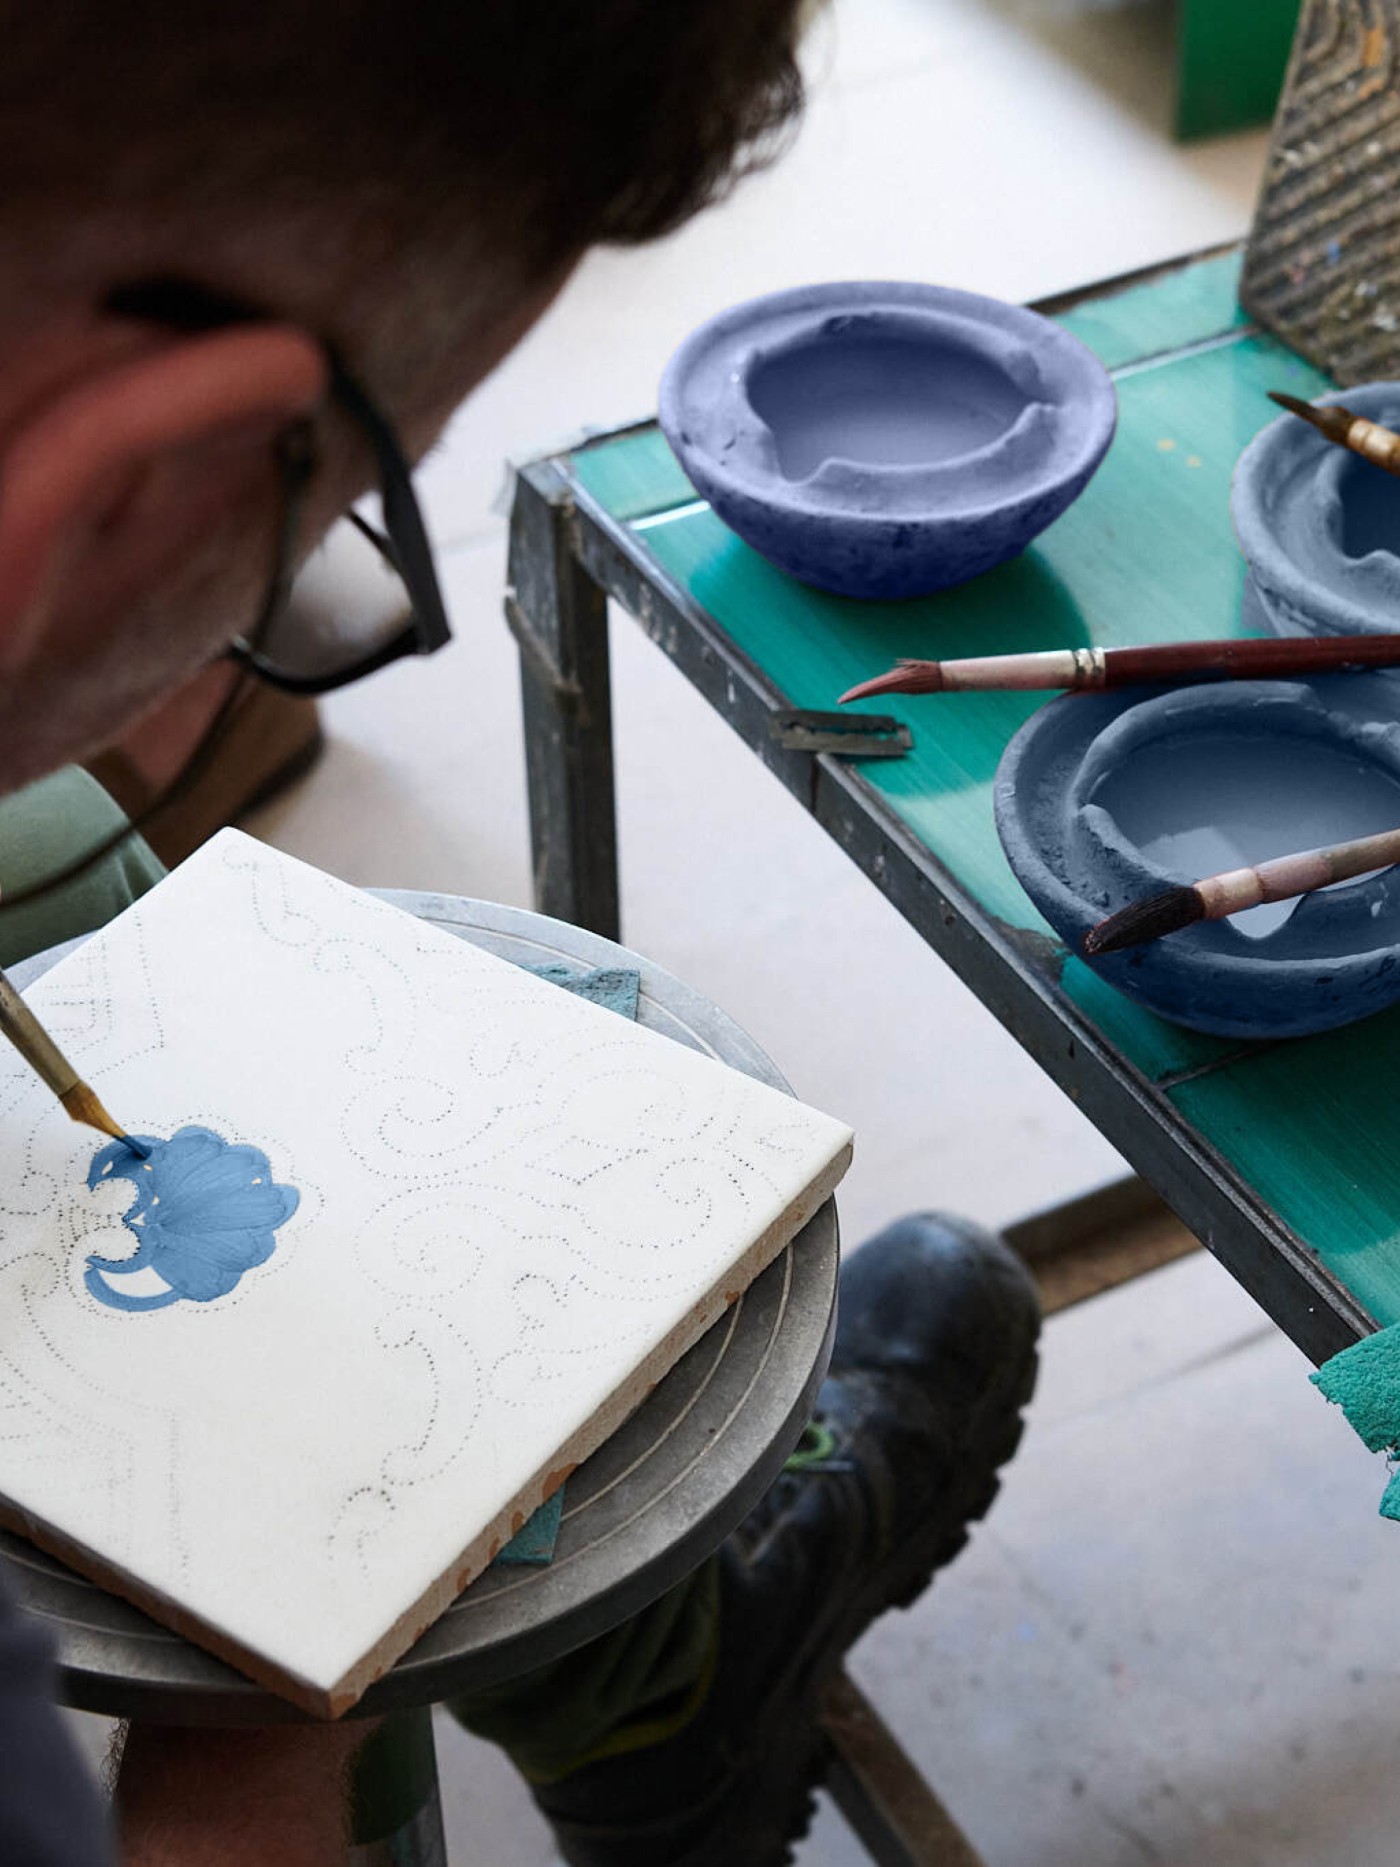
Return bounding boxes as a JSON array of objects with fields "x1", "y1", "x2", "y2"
[{"x1": 76, "y1": 1, "x2": 1400, "y2": 1860}]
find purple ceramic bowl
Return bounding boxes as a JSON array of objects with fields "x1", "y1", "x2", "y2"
[{"x1": 659, "y1": 281, "x2": 1117, "y2": 601}]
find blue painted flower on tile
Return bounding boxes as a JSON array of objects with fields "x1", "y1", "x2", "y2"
[{"x1": 83, "y1": 1124, "x2": 300, "y2": 1312}]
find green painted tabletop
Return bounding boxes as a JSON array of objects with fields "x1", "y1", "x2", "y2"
[{"x1": 566, "y1": 251, "x2": 1400, "y2": 1331}]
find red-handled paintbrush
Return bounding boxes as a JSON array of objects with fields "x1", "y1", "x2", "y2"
[
  {"x1": 1082, "y1": 824, "x2": 1400, "y2": 956},
  {"x1": 838, "y1": 633, "x2": 1400, "y2": 706}
]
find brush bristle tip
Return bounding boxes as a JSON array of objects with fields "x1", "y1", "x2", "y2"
[{"x1": 1082, "y1": 884, "x2": 1203, "y2": 956}]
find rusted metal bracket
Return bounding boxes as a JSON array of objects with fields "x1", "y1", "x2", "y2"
[{"x1": 771, "y1": 709, "x2": 913, "y2": 758}]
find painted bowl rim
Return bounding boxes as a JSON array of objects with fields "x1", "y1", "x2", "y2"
[
  {"x1": 658, "y1": 280, "x2": 1118, "y2": 529},
  {"x1": 1231, "y1": 381, "x2": 1400, "y2": 637},
  {"x1": 994, "y1": 678, "x2": 1400, "y2": 1017}
]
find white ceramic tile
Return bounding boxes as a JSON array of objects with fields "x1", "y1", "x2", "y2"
[{"x1": 0, "y1": 834, "x2": 849, "y2": 1713}]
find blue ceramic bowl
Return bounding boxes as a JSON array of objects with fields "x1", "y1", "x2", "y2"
[
  {"x1": 994, "y1": 673, "x2": 1400, "y2": 1039},
  {"x1": 658, "y1": 282, "x2": 1117, "y2": 601},
  {"x1": 1232, "y1": 381, "x2": 1400, "y2": 639}
]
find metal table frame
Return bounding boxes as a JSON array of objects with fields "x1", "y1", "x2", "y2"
[{"x1": 504, "y1": 255, "x2": 1369, "y2": 1370}]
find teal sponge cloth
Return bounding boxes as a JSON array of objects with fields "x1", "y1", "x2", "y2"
[
  {"x1": 1312, "y1": 1325, "x2": 1400, "y2": 1454},
  {"x1": 1312, "y1": 1324, "x2": 1400, "y2": 1521}
]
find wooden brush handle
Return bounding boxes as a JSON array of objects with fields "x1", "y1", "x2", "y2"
[
  {"x1": 1106, "y1": 633, "x2": 1400, "y2": 687},
  {"x1": 0, "y1": 967, "x2": 79, "y2": 1097},
  {"x1": 1348, "y1": 416, "x2": 1400, "y2": 476}
]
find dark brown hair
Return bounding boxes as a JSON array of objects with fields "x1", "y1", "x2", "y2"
[{"x1": 0, "y1": 2, "x2": 810, "y2": 279}]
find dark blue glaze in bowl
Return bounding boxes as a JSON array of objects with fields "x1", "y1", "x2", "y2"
[
  {"x1": 1233, "y1": 381, "x2": 1400, "y2": 640},
  {"x1": 659, "y1": 282, "x2": 1117, "y2": 601},
  {"x1": 994, "y1": 674, "x2": 1400, "y2": 1038}
]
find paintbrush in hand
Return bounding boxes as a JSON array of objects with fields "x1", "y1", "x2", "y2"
[
  {"x1": 838, "y1": 632, "x2": 1400, "y2": 705},
  {"x1": 1082, "y1": 824, "x2": 1400, "y2": 956},
  {"x1": 1268, "y1": 390, "x2": 1400, "y2": 477},
  {"x1": 0, "y1": 966, "x2": 149, "y2": 1157}
]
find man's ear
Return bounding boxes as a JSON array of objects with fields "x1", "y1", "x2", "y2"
[{"x1": 0, "y1": 325, "x2": 327, "y2": 672}]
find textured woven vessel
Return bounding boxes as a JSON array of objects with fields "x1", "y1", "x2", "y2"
[{"x1": 1241, "y1": 0, "x2": 1400, "y2": 384}]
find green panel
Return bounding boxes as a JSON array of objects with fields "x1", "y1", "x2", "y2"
[
  {"x1": 1054, "y1": 251, "x2": 1249, "y2": 370},
  {"x1": 1169, "y1": 1005, "x2": 1400, "y2": 1326},
  {"x1": 1058, "y1": 960, "x2": 1250, "y2": 1085},
  {"x1": 572, "y1": 427, "x2": 697, "y2": 522},
  {"x1": 1176, "y1": 0, "x2": 1302, "y2": 141}
]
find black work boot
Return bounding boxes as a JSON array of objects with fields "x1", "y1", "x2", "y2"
[{"x1": 532, "y1": 1211, "x2": 1041, "y2": 1867}]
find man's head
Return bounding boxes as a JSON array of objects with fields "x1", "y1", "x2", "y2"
[{"x1": 0, "y1": 1, "x2": 810, "y2": 790}]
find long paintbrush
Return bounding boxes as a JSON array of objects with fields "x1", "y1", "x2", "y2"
[
  {"x1": 842, "y1": 394, "x2": 1400, "y2": 710},
  {"x1": 1267, "y1": 390, "x2": 1400, "y2": 476},
  {"x1": 0, "y1": 966, "x2": 148, "y2": 1156},
  {"x1": 838, "y1": 632, "x2": 1400, "y2": 706},
  {"x1": 1082, "y1": 824, "x2": 1400, "y2": 957}
]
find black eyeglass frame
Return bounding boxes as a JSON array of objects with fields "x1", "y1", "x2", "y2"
[
  {"x1": 102, "y1": 276, "x2": 454, "y2": 696},
  {"x1": 0, "y1": 279, "x2": 455, "y2": 915}
]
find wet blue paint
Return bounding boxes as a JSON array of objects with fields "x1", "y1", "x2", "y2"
[
  {"x1": 659, "y1": 281, "x2": 1116, "y2": 600},
  {"x1": 995, "y1": 674, "x2": 1400, "y2": 1039},
  {"x1": 746, "y1": 328, "x2": 1027, "y2": 479},
  {"x1": 1091, "y1": 727, "x2": 1400, "y2": 939},
  {"x1": 1233, "y1": 382, "x2": 1400, "y2": 642},
  {"x1": 83, "y1": 1124, "x2": 299, "y2": 1312}
]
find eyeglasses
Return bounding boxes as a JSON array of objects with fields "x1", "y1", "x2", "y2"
[
  {"x1": 0, "y1": 276, "x2": 453, "y2": 912},
  {"x1": 103, "y1": 276, "x2": 453, "y2": 695}
]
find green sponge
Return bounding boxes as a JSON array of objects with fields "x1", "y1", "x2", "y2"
[{"x1": 1312, "y1": 1324, "x2": 1400, "y2": 1521}]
